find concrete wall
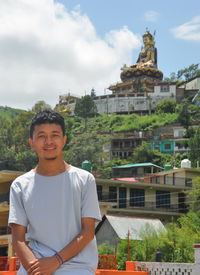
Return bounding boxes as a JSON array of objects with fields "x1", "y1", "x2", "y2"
[
  {"x1": 154, "y1": 84, "x2": 176, "y2": 97},
  {"x1": 67, "y1": 93, "x2": 176, "y2": 115},
  {"x1": 135, "y1": 244, "x2": 200, "y2": 275},
  {"x1": 135, "y1": 261, "x2": 194, "y2": 275},
  {"x1": 183, "y1": 77, "x2": 200, "y2": 90}
]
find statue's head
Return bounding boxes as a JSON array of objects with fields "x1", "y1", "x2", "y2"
[{"x1": 143, "y1": 30, "x2": 154, "y2": 47}]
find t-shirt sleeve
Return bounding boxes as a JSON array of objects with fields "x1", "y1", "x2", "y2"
[
  {"x1": 81, "y1": 174, "x2": 102, "y2": 222},
  {"x1": 8, "y1": 182, "x2": 28, "y2": 227}
]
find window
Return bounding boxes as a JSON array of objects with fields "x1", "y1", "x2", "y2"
[
  {"x1": 164, "y1": 175, "x2": 168, "y2": 184},
  {"x1": 156, "y1": 176, "x2": 160, "y2": 184},
  {"x1": 156, "y1": 191, "x2": 170, "y2": 208},
  {"x1": 109, "y1": 186, "x2": 117, "y2": 202},
  {"x1": 164, "y1": 143, "x2": 171, "y2": 150},
  {"x1": 185, "y1": 178, "x2": 192, "y2": 187},
  {"x1": 124, "y1": 141, "x2": 131, "y2": 148},
  {"x1": 130, "y1": 188, "x2": 145, "y2": 207},
  {"x1": 160, "y1": 86, "x2": 170, "y2": 92},
  {"x1": 113, "y1": 141, "x2": 119, "y2": 148},
  {"x1": 97, "y1": 185, "x2": 102, "y2": 201},
  {"x1": 123, "y1": 152, "x2": 127, "y2": 159},
  {"x1": 119, "y1": 187, "x2": 127, "y2": 208}
]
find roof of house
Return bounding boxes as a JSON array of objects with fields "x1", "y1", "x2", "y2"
[
  {"x1": 111, "y1": 177, "x2": 139, "y2": 182},
  {"x1": 96, "y1": 215, "x2": 166, "y2": 240},
  {"x1": 112, "y1": 163, "x2": 163, "y2": 170}
]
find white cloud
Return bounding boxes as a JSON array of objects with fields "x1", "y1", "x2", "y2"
[
  {"x1": 0, "y1": 0, "x2": 141, "y2": 110},
  {"x1": 171, "y1": 16, "x2": 200, "y2": 41},
  {"x1": 144, "y1": 10, "x2": 159, "y2": 22}
]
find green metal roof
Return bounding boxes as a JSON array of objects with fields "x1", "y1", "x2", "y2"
[{"x1": 112, "y1": 162, "x2": 163, "y2": 170}]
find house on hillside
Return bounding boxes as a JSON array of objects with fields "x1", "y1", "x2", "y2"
[
  {"x1": 112, "y1": 163, "x2": 163, "y2": 178},
  {"x1": 95, "y1": 165, "x2": 200, "y2": 222},
  {"x1": 95, "y1": 215, "x2": 165, "y2": 247}
]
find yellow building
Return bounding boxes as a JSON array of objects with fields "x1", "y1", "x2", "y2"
[
  {"x1": 0, "y1": 170, "x2": 23, "y2": 256},
  {"x1": 95, "y1": 167, "x2": 200, "y2": 223}
]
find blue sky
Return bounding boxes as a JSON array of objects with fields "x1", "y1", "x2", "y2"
[
  {"x1": 59, "y1": 0, "x2": 200, "y2": 76},
  {"x1": 0, "y1": 0, "x2": 200, "y2": 109}
]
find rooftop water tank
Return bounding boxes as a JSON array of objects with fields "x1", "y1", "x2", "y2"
[
  {"x1": 164, "y1": 165, "x2": 173, "y2": 171},
  {"x1": 82, "y1": 160, "x2": 92, "y2": 172},
  {"x1": 181, "y1": 159, "x2": 191, "y2": 168}
]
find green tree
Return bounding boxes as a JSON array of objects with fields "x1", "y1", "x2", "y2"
[
  {"x1": 177, "y1": 99, "x2": 191, "y2": 130},
  {"x1": 63, "y1": 132, "x2": 106, "y2": 168},
  {"x1": 130, "y1": 142, "x2": 154, "y2": 163},
  {"x1": 155, "y1": 99, "x2": 176, "y2": 114},
  {"x1": 165, "y1": 63, "x2": 200, "y2": 82},
  {"x1": 32, "y1": 100, "x2": 52, "y2": 113},
  {"x1": 187, "y1": 176, "x2": 200, "y2": 213},
  {"x1": 74, "y1": 95, "x2": 97, "y2": 130},
  {"x1": 98, "y1": 242, "x2": 115, "y2": 255},
  {"x1": 11, "y1": 111, "x2": 34, "y2": 152},
  {"x1": 129, "y1": 141, "x2": 170, "y2": 166},
  {"x1": 0, "y1": 116, "x2": 12, "y2": 154},
  {"x1": 189, "y1": 126, "x2": 200, "y2": 166},
  {"x1": 177, "y1": 63, "x2": 200, "y2": 81}
]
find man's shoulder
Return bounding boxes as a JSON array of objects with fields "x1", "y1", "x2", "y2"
[
  {"x1": 12, "y1": 170, "x2": 35, "y2": 187},
  {"x1": 68, "y1": 166, "x2": 95, "y2": 182}
]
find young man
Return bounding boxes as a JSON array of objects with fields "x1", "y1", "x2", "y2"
[{"x1": 8, "y1": 110, "x2": 101, "y2": 275}]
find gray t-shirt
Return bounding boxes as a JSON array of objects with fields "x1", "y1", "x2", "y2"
[{"x1": 8, "y1": 166, "x2": 101, "y2": 274}]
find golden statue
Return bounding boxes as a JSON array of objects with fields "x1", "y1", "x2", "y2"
[
  {"x1": 119, "y1": 29, "x2": 163, "y2": 90},
  {"x1": 133, "y1": 29, "x2": 157, "y2": 69}
]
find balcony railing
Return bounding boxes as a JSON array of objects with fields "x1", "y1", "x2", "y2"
[{"x1": 98, "y1": 192, "x2": 188, "y2": 214}]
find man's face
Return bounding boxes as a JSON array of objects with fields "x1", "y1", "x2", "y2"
[{"x1": 29, "y1": 123, "x2": 67, "y2": 161}]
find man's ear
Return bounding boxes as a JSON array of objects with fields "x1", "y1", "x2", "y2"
[
  {"x1": 63, "y1": 135, "x2": 67, "y2": 146},
  {"x1": 29, "y1": 138, "x2": 34, "y2": 150}
]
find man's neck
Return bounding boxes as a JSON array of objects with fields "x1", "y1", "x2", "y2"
[{"x1": 35, "y1": 159, "x2": 70, "y2": 176}]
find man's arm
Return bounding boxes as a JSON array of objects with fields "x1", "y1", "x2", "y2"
[
  {"x1": 20, "y1": 217, "x2": 95, "y2": 275},
  {"x1": 58, "y1": 217, "x2": 95, "y2": 262},
  {"x1": 12, "y1": 223, "x2": 37, "y2": 270},
  {"x1": 12, "y1": 224, "x2": 59, "y2": 275}
]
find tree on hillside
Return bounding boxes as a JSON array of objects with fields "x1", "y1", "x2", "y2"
[
  {"x1": 0, "y1": 116, "x2": 12, "y2": 154},
  {"x1": 11, "y1": 111, "x2": 34, "y2": 152},
  {"x1": 63, "y1": 132, "x2": 105, "y2": 168},
  {"x1": 74, "y1": 95, "x2": 97, "y2": 130},
  {"x1": 155, "y1": 99, "x2": 176, "y2": 114},
  {"x1": 177, "y1": 63, "x2": 200, "y2": 81},
  {"x1": 90, "y1": 88, "x2": 96, "y2": 98},
  {"x1": 189, "y1": 126, "x2": 200, "y2": 167},
  {"x1": 165, "y1": 63, "x2": 200, "y2": 82},
  {"x1": 32, "y1": 100, "x2": 52, "y2": 113},
  {"x1": 177, "y1": 99, "x2": 191, "y2": 130},
  {"x1": 187, "y1": 176, "x2": 200, "y2": 213}
]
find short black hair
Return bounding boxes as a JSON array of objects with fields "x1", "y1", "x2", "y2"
[{"x1": 29, "y1": 110, "x2": 65, "y2": 138}]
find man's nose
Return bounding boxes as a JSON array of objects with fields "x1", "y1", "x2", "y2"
[{"x1": 45, "y1": 136, "x2": 53, "y2": 144}]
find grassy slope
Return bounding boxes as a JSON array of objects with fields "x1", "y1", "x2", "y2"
[
  {"x1": 69, "y1": 112, "x2": 179, "y2": 134},
  {"x1": 0, "y1": 106, "x2": 24, "y2": 119}
]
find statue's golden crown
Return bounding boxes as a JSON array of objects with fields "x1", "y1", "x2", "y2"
[{"x1": 143, "y1": 30, "x2": 153, "y2": 40}]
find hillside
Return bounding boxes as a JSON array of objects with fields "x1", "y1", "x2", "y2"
[
  {"x1": 0, "y1": 106, "x2": 24, "y2": 119},
  {"x1": 67, "y1": 112, "x2": 179, "y2": 135}
]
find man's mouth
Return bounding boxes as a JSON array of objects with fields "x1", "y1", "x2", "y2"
[{"x1": 44, "y1": 148, "x2": 56, "y2": 151}]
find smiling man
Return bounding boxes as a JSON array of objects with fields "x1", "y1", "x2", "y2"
[{"x1": 8, "y1": 110, "x2": 101, "y2": 275}]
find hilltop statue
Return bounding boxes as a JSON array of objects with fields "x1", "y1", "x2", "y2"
[
  {"x1": 119, "y1": 29, "x2": 162, "y2": 87},
  {"x1": 133, "y1": 29, "x2": 157, "y2": 69}
]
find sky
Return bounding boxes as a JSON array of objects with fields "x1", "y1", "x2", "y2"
[{"x1": 0, "y1": 0, "x2": 200, "y2": 110}]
